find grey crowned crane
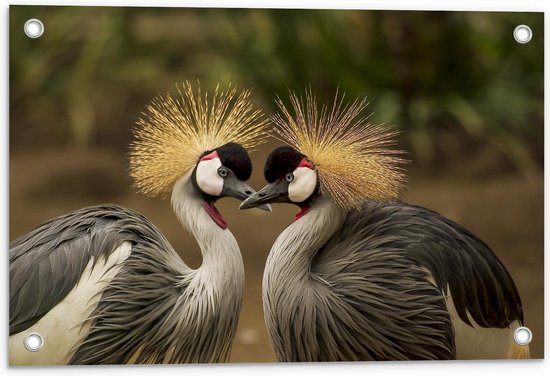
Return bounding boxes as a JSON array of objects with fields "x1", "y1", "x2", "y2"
[
  {"x1": 9, "y1": 82, "x2": 269, "y2": 365},
  {"x1": 240, "y1": 91, "x2": 528, "y2": 361}
]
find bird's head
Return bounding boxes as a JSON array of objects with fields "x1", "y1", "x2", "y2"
[
  {"x1": 129, "y1": 81, "x2": 270, "y2": 229},
  {"x1": 240, "y1": 146, "x2": 319, "y2": 220},
  {"x1": 191, "y1": 142, "x2": 270, "y2": 228},
  {"x1": 240, "y1": 89, "x2": 407, "y2": 220}
]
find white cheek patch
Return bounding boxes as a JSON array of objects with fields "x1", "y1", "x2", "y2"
[
  {"x1": 196, "y1": 158, "x2": 223, "y2": 196},
  {"x1": 288, "y1": 167, "x2": 317, "y2": 203}
]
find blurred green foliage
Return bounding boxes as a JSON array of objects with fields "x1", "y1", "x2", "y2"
[{"x1": 10, "y1": 6, "x2": 543, "y2": 179}]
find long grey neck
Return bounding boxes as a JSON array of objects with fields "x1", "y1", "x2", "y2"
[
  {"x1": 265, "y1": 196, "x2": 345, "y2": 283},
  {"x1": 170, "y1": 173, "x2": 244, "y2": 299}
]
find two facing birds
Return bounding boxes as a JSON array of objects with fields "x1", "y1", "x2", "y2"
[{"x1": 10, "y1": 82, "x2": 528, "y2": 365}]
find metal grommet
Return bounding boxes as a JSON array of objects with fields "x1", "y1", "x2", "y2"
[
  {"x1": 24, "y1": 18, "x2": 44, "y2": 39},
  {"x1": 513, "y1": 326, "x2": 532, "y2": 346},
  {"x1": 513, "y1": 25, "x2": 532, "y2": 44},
  {"x1": 24, "y1": 332, "x2": 44, "y2": 352}
]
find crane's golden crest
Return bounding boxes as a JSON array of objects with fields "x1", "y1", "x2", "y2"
[
  {"x1": 272, "y1": 90, "x2": 406, "y2": 208},
  {"x1": 130, "y1": 82, "x2": 269, "y2": 197}
]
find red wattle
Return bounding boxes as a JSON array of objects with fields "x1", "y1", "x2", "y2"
[
  {"x1": 203, "y1": 201, "x2": 228, "y2": 229},
  {"x1": 294, "y1": 206, "x2": 310, "y2": 221}
]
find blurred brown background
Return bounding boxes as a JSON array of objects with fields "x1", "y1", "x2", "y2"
[{"x1": 9, "y1": 6, "x2": 543, "y2": 361}]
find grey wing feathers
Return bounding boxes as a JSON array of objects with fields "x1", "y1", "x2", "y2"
[
  {"x1": 312, "y1": 208, "x2": 455, "y2": 360},
  {"x1": 372, "y1": 202, "x2": 524, "y2": 328},
  {"x1": 308, "y1": 200, "x2": 523, "y2": 360},
  {"x1": 68, "y1": 240, "x2": 190, "y2": 364},
  {"x1": 9, "y1": 205, "x2": 167, "y2": 335},
  {"x1": 358, "y1": 203, "x2": 523, "y2": 328},
  {"x1": 314, "y1": 200, "x2": 523, "y2": 343}
]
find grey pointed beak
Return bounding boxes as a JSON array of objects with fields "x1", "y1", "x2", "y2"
[
  {"x1": 239, "y1": 180, "x2": 288, "y2": 210},
  {"x1": 222, "y1": 176, "x2": 271, "y2": 212}
]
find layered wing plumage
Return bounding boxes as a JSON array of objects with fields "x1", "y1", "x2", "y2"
[
  {"x1": 311, "y1": 201, "x2": 523, "y2": 359},
  {"x1": 9, "y1": 205, "x2": 161, "y2": 335},
  {"x1": 9, "y1": 205, "x2": 211, "y2": 364}
]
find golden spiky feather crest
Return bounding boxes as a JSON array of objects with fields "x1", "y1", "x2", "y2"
[
  {"x1": 272, "y1": 90, "x2": 406, "y2": 209},
  {"x1": 130, "y1": 82, "x2": 269, "y2": 197}
]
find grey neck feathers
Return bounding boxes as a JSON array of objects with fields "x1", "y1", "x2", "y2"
[
  {"x1": 265, "y1": 195, "x2": 345, "y2": 284},
  {"x1": 171, "y1": 172, "x2": 244, "y2": 310}
]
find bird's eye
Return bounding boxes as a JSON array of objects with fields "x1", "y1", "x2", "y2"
[
  {"x1": 285, "y1": 173, "x2": 294, "y2": 183},
  {"x1": 218, "y1": 168, "x2": 229, "y2": 178}
]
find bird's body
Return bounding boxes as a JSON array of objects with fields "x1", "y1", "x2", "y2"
[
  {"x1": 241, "y1": 90, "x2": 529, "y2": 361},
  {"x1": 9, "y1": 82, "x2": 268, "y2": 365},
  {"x1": 10, "y1": 174, "x2": 244, "y2": 364},
  {"x1": 263, "y1": 197, "x2": 526, "y2": 361}
]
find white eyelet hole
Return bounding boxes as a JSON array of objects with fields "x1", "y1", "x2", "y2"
[
  {"x1": 514, "y1": 25, "x2": 532, "y2": 44},
  {"x1": 513, "y1": 326, "x2": 532, "y2": 346},
  {"x1": 24, "y1": 19, "x2": 44, "y2": 39},
  {"x1": 24, "y1": 333, "x2": 44, "y2": 352}
]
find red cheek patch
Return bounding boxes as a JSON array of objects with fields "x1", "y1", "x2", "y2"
[
  {"x1": 200, "y1": 151, "x2": 219, "y2": 161},
  {"x1": 297, "y1": 158, "x2": 314, "y2": 169}
]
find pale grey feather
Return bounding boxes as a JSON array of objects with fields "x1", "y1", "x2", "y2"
[
  {"x1": 263, "y1": 197, "x2": 524, "y2": 361},
  {"x1": 10, "y1": 205, "x2": 143, "y2": 335},
  {"x1": 10, "y1": 203, "x2": 242, "y2": 364}
]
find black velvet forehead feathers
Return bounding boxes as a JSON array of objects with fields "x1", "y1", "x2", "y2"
[
  {"x1": 264, "y1": 146, "x2": 307, "y2": 183},
  {"x1": 213, "y1": 142, "x2": 252, "y2": 181}
]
